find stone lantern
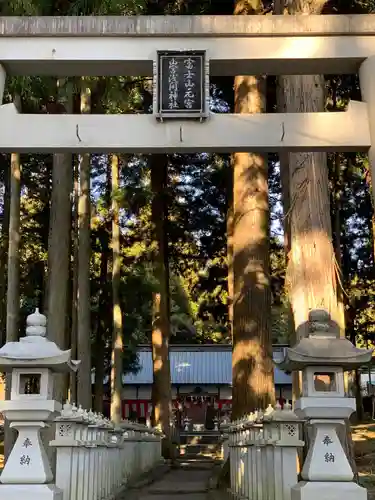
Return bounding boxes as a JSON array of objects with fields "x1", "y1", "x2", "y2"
[
  {"x1": 278, "y1": 309, "x2": 372, "y2": 500},
  {"x1": 0, "y1": 309, "x2": 79, "y2": 500}
]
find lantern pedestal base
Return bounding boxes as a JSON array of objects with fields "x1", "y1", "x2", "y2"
[
  {"x1": 291, "y1": 481, "x2": 367, "y2": 500},
  {"x1": 0, "y1": 484, "x2": 63, "y2": 500}
]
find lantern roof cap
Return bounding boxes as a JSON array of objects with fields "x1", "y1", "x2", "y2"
[
  {"x1": 0, "y1": 309, "x2": 80, "y2": 372},
  {"x1": 277, "y1": 309, "x2": 373, "y2": 371}
]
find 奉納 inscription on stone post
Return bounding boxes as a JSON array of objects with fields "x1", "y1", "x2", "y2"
[{"x1": 155, "y1": 50, "x2": 207, "y2": 119}]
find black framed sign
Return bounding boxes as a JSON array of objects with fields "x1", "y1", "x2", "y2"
[{"x1": 153, "y1": 50, "x2": 209, "y2": 120}]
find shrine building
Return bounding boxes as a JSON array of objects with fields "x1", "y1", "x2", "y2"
[{"x1": 121, "y1": 344, "x2": 292, "y2": 424}]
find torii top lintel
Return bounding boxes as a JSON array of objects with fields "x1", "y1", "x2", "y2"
[
  {"x1": 0, "y1": 15, "x2": 375, "y2": 37},
  {"x1": 0, "y1": 15, "x2": 375, "y2": 76}
]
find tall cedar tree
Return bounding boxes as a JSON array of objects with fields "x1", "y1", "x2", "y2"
[
  {"x1": 150, "y1": 154, "x2": 173, "y2": 458},
  {"x1": 77, "y1": 80, "x2": 92, "y2": 410},
  {"x1": 231, "y1": 0, "x2": 275, "y2": 419},
  {"x1": 46, "y1": 78, "x2": 73, "y2": 404},
  {"x1": 278, "y1": 4, "x2": 341, "y2": 340},
  {"x1": 110, "y1": 154, "x2": 124, "y2": 424}
]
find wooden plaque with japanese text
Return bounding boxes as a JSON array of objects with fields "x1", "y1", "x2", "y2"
[{"x1": 156, "y1": 50, "x2": 207, "y2": 119}]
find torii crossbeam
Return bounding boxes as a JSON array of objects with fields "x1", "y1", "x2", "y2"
[{"x1": 0, "y1": 101, "x2": 369, "y2": 153}]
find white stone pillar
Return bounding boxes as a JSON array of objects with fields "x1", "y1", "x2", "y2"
[
  {"x1": 0, "y1": 65, "x2": 6, "y2": 104},
  {"x1": 360, "y1": 56, "x2": 375, "y2": 206},
  {"x1": 1, "y1": 421, "x2": 53, "y2": 484}
]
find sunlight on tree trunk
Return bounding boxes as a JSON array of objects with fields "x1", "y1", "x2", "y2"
[
  {"x1": 273, "y1": 22, "x2": 299, "y2": 398},
  {"x1": 0, "y1": 158, "x2": 10, "y2": 347},
  {"x1": 150, "y1": 154, "x2": 172, "y2": 458},
  {"x1": 77, "y1": 80, "x2": 92, "y2": 410},
  {"x1": 279, "y1": 0, "x2": 340, "y2": 336},
  {"x1": 4, "y1": 151, "x2": 21, "y2": 460},
  {"x1": 94, "y1": 160, "x2": 111, "y2": 414},
  {"x1": 231, "y1": 0, "x2": 275, "y2": 421},
  {"x1": 6, "y1": 153, "x2": 20, "y2": 344},
  {"x1": 282, "y1": 84, "x2": 339, "y2": 334},
  {"x1": 332, "y1": 153, "x2": 346, "y2": 335},
  {"x1": 70, "y1": 158, "x2": 79, "y2": 405},
  {"x1": 43, "y1": 79, "x2": 74, "y2": 472},
  {"x1": 110, "y1": 154, "x2": 123, "y2": 424},
  {"x1": 46, "y1": 78, "x2": 73, "y2": 405},
  {"x1": 278, "y1": 0, "x2": 354, "y2": 471},
  {"x1": 227, "y1": 170, "x2": 234, "y2": 339},
  {"x1": 0, "y1": 158, "x2": 10, "y2": 416},
  {"x1": 94, "y1": 248, "x2": 107, "y2": 413}
]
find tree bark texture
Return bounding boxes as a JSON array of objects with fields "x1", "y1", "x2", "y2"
[
  {"x1": 278, "y1": 1, "x2": 340, "y2": 334},
  {"x1": 332, "y1": 153, "x2": 346, "y2": 335},
  {"x1": 94, "y1": 161, "x2": 111, "y2": 414},
  {"x1": 110, "y1": 154, "x2": 123, "y2": 424},
  {"x1": 150, "y1": 154, "x2": 172, "y2": 458},
  {"x1": 6, "y1": 153, "x2": 21, "y2": 343},
  {"x1": 231, "y1": 0, "x2": 275, "y2": 420},
  {"x1": 77, "y1": 80, "x2": 92, "y2": 410},
  {"x1": 227, "y1": 168, "x2": 234, "y2": 339},
  {"x1": 280, "y1": 80, "x2": 339, "y2": 335},
  {"x1": 70, "y1": 158, "x2": 79, "y2": 405},
  {"x1": 231, "y1": 74, "x2": 275, "y2": 419},
  {"x1": 0, "y1": 157, "x2": 10, "y2": 347},
  {"x1": 4, "y1": 152, "x2": 21, "y2": 460},
  {"x1": 47, "y1": 78, "x2": 73, "y2": 404},
  {"x1": 93, "y1": 232, "x2": 107, "y2": 413},
  {"x1": 275, "y1": 48, "x2": 300, "y2": 400}
]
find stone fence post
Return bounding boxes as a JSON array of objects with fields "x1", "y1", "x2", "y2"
[
  {"x1": 227, "y1": 402, "x2": 304, "y2": 500},
  {"x1": 50, "y1": 403, "x2": 164, "y2": 500}
]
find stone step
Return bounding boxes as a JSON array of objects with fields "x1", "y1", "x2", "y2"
[
  {"x1": 180, "y1": 431, "x2": 220, "y2": 439},
  {"x1": 141, "y1": 495, "x2": 207, "y2": 500},
  {"x1": 180, "y1": 434, "x2": 221, "y2": 445},
  {"x1": 176, "y1": 459, "x2": 217, "y2": 470},
  {"x1": 179, "y1": 443, "x2": 222, "y2": 457}
]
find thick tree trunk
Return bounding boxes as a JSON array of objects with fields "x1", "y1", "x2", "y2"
[
  {"x1": 150, "y1": 154, "x2": 172, "y2": 458},
  {"x1": 279, "y1": 0, "x2": 339, "y2": 334},
  {"x1": 231, "y1": 74, "x2": 275, "y2": 419},
  {"x1": 47, "y1": 78, "x2": 73, "y2": 404},
  {"x1": 278, "y1": 1, "x2": 353, "y2": 476},
  {"x1": 227, "y1": 169, "x2": 234, "y2": 338},
  {"x1": 0, "y1": 156, "x2": 9, "y2": 415},
  {"x1": 110, "y1": 154, "x2": 123, "y2": 424},
  {"x1": 94, "y1": 230, "x2": 108, "y2": 414},
  {"x1": 4, "y1": 152, "x2": 21, "y2": 460},
  {"x1": 94, "y1": 161, "x2": 111, "y2": 414},
  {"x1": 332, "y1": 153, "x2": 346, "y2": 335},
  {"x1": 231, "y1": 0, "x2": 275, "y2": 421},
  {"x1": 77, "y1": 80, "x2": 92, "y2": 410},
  {"x1": 6, "y1": 153, "x2": 20, "y2": 343},
  {"x1": 281, "y1": 74, "x2": 339, "y2": 331},
  {"x1": 275, "y1": 40, "x2": 299, "y2": 400},
  {"x1": 70, "y1": 158, "x2": 79, "y2": 405},
  {"x1": 93, "y1": 330, "x2": 105, "y2": 413},
  {"x1": 0, "y1": 156, "x2": 10, "y2": 347}
]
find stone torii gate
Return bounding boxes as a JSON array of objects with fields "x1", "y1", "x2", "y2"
[{"x1": 0, "y1": 15, "x2": 375, "y2": 180}]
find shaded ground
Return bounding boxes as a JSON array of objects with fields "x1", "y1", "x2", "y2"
[{"x1": 352, "y1": 422, "x2": 375, "y2": 499}]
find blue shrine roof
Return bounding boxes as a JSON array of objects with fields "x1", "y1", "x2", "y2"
[{"x1": 122, "y1": 344, "x2": 292, "y2": 386}]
